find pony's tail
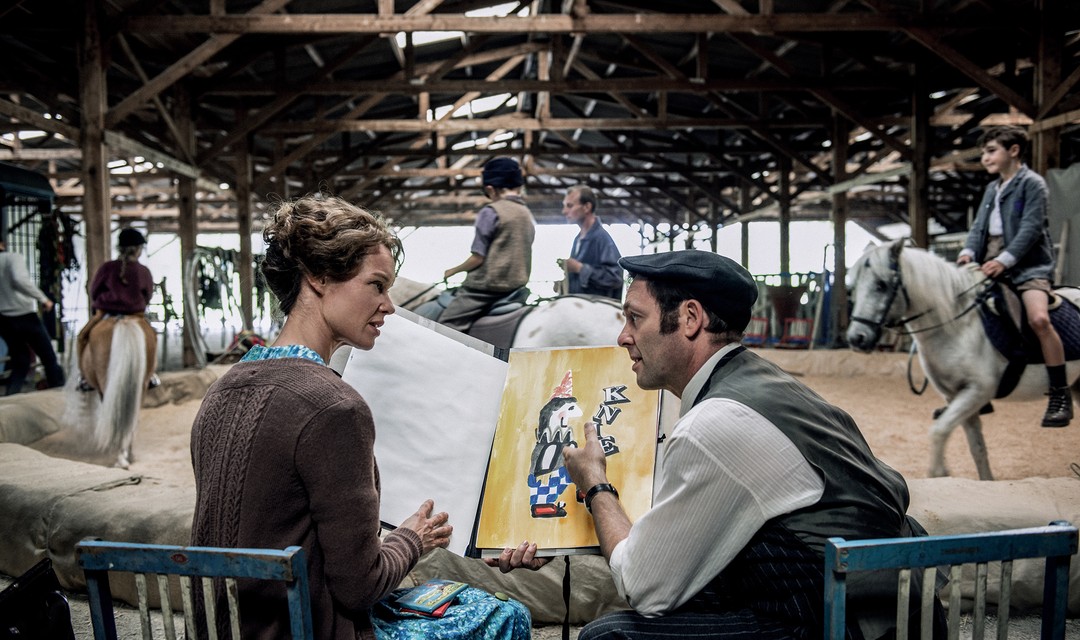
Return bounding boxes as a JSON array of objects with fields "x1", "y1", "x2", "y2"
[{"x1": 94, "y1": 318, "x2": 147, "y2": 453}]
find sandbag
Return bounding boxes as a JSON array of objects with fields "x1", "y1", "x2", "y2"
[{"x1": 907, "y1": 476, "x2": 1080, "y2": 614}]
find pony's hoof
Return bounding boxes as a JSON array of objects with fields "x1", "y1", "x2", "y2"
[{"x1": 929, "y1": 467, "x2": 949, "y2": 478}]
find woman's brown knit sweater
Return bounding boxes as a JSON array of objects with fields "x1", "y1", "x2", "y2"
[{"x1": 190, "y1": 358, "x2": 422, "y2": 639}]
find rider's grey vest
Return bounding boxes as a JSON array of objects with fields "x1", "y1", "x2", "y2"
[
  {"x1": 463, "y1": 197, "x2": 536, "y2": 293},
  {"x1": 695, "y1": 347, "x2": 910, "y2": 553}
]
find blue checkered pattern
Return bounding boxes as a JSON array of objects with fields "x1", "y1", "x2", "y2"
[{"x1": 527, "y1": 466, "x2": 571, "y2": 506}]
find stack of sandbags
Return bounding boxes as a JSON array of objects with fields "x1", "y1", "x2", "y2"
[
  {"x1": 0, "y1": 443, "x2": 194, "y2": 606},
  {"x1": 907, "y1": 476, "x2": 1080, "y2": 614}
]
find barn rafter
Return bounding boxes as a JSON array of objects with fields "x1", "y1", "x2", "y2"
[{"x1": 0, "y1": 0, "x2": 1077, "y2": 261}]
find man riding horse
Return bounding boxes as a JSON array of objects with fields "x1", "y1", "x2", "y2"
[{"x1": 76, "y1": 227, "x2": 159, "y2": 391}]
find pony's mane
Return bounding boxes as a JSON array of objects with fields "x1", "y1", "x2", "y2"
[{"x1": 895, "y1": 245, "x2": 983, "y2": 313}]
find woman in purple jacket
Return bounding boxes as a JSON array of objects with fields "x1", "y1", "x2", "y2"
[{"x1": 76, "y1": 227, "x2": 159, "y2": 389}]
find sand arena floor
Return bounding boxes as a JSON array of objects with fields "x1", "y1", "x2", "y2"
[{"x1": 26, "y1": 351, "x2": 1080, "y2": 486}]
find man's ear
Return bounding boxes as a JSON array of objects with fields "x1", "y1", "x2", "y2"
[{"x1": 682, "y1": 299, "x2": 706, "y2": 338}]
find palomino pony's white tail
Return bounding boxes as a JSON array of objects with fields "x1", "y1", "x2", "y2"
[{"x1": 94, "y1": 318, "x2": 147, "y2": 458}]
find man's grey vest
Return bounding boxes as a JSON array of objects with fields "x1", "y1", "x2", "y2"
[
  {"x1": 683, "y1": 347, "x2": 929, "y2": 639},
  {"x1": 463, "y1": 197, "x2": 535, "y2": 293},
  {"x1": 695, "y1": 346, "x2": 910, "y2": 554}
]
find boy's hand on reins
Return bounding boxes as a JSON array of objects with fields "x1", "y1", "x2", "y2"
[{"x1": 980, "y1": 259, "x2": 1006, "y2": 279}]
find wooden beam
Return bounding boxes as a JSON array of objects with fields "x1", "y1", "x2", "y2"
[
  {"x1": 107, "y1": 0, "x2": 292, "y2": 127},
  {"x1": 0, "y1": 97, "x2": 80, "y2": 139},
  {"x1": 904, "y1": 27, "x2": 1036, "y2": 117},
  {"x1": 729, "y1": 32, "x2": 912, "y2": 161},
  {"x1": 1028, "y1": 107, "x2": 1080, "y2": 133},
  {"x1": 116, "y1": 33, "x2": 193, "y2": 164},
  {"x1": 263, "y1": 116, "x2": 772, "y2": 134},
  {"x1": 126, "y1": 13, "x2": 927, "y2": 35},
  {"x1": 204, "y1": 76, "x2": 897, "y2": 95}
]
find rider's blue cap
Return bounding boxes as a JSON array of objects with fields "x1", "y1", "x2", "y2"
[
  {"x1": 481, "y1": 157, "x2": 524, "y2": 189},
  {"x1": 619, "y1": 250, "x2": 758, "y2": 332}
]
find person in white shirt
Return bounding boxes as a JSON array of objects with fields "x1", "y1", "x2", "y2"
[
  {"x1": 489, "y1": 250, "x2": 941, "y2": 640},
  {"x1": 0, "y1": 239, "x2": 65, "y2": 394}
]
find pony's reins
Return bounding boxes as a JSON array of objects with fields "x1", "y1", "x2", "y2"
[
  {"x1": 850, "y1": 252, "x2": 992, "y2": 339},
  {"x1": 397, "y1": 282, "x2": 442, "y2": 309},
  {"x1": 895, "y1": 276, "x2": 991, "y2": 336}
]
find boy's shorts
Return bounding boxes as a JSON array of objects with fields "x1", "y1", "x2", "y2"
[
  {"x1": 985, "y1": 235, "x2": 1052, "y2": 293},
  {"x1": 1017, "y1": 278, "x2": 1052, "y2": 293}
]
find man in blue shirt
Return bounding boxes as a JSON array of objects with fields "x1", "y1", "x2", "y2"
[{"x1": 557, "y1": 185, "x2": 623, "y2": 300}]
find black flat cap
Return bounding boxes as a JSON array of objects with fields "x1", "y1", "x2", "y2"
[{"x1": 619, "y1": 250, "x2": 758, "y2": 332}]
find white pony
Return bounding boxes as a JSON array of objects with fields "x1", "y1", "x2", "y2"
[
  {"x1": 390, "y1": 277, "x2": 625, "y2": 348},
  {"x1": 846, "y1": 240, "x2": 1080, "y2": 480}
]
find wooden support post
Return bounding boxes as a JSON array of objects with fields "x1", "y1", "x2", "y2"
[
  {"x1": 831, "y1": 114, "x2": 850, "y2": 346},
  {"x1": 779, "y1": 155, "x2": 791, "y2": 286},
  {"x1": 175, "y1": 88, "x2": 199, "y2": 367},
  {"x1": 740, "y1": 180, "x2": 750, "y2": 269},
  {"x1": 78, "y1": 0, "x2": 111, "y2": 279},
  {"x1": 236, "y1": 127, "x2": 254, "y2": 332},
  {"x1": 909, "y1": 66, "x2": 930, "y2": 249},
  {"x1": 1033, "y1": 0, "x2": 1063, "y2": 174}
]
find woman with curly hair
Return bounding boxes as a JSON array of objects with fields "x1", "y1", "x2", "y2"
[{"x1": 188, "y1": 195, "x2": 454, "y2": 639}]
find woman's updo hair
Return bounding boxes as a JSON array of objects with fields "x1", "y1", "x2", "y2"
[{"x1": 260, "y1": 195, "x2": 402, "y2": 315}]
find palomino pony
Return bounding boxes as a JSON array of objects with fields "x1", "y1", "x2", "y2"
[
  {"x1": 70, "y1": 315, "x2": 157, "y2": 468},
  {"x1": 391, "y1": 277, "x2": 625, "y2": 348},
  {"x1": 846, "y1": 240, "x2": 1080, "y2": 480}
]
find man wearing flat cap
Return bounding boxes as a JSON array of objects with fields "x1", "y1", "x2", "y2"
[
  {"x1": 440, "y1": 157, "x2": 536, "y2": 331},
  {"x1": 489, "y1": 250, "x2": 942, "y2": 640}
]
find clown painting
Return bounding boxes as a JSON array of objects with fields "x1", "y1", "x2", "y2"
[
  {"x1": 527, "y1": 371, "x2": 581, "y2": 518},
  {"x1": 472, "y1": 346, "x2": 663, "y2": 556}
]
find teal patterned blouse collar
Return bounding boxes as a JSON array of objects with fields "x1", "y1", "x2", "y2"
[{"x1": 241, "y1": 344, "x2": 326, "y2": 366}]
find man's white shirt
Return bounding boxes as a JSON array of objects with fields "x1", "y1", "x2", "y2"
[{"x1": 607, "y1": 345, "x2": 825, "y2": 616}]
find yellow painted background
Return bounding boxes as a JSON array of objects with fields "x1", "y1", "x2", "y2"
[{"x1": 474, "y1": 346, "x2": 660, "y2": 554}]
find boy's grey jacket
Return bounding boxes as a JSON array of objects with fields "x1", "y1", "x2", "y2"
[{"x1": 963, "y1": 164, "x2": 1056, "y2": 284}]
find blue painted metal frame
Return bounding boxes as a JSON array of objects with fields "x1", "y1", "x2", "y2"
[
  {"x1": 77, "y1": 539, "x2": 315, "y2": 640},
  {"x1": 823, "y1": 522, "x2": 1077, "y2": 640}
]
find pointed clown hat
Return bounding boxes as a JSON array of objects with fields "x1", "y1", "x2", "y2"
[{"x1": 551, "y1": 370, "x2": 573, "y2": 399}]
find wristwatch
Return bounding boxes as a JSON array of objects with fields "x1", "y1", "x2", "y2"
[{"x1": 584, "y1": 483, "x2": 619, "y2": 513}]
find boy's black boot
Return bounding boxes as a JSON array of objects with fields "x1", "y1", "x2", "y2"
[{"x1": 1041, "y1": 387, "x2": 1073, "y2": 428}]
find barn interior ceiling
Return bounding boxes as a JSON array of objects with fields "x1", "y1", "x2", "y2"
[{"x1": 1, "y1": 0, "x2": 1079, "y2": 243}]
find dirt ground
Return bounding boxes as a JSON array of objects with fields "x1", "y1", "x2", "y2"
[{"x1": 32, "y1": 369, "x2": 1080, "y2": 487}]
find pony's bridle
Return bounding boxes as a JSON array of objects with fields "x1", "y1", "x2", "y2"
[
  {"x1": 849, "y1": 256, "x2": 930, "y2": 344},
  {"x1": 850, "y1": 254, "x2": 989, "y2": 345}
]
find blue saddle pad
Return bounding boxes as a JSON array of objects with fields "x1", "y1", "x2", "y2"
[{"x1": 978, "y1": 286, "x2": 1080, "y2": 365}]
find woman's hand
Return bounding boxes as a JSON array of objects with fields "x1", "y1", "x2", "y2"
[
  {"x1": 483, "y1": 541, "x2": 551, "y2": 573},
  {"x1": 399, "y1": 499, "x2": 452, "y2": 555}
]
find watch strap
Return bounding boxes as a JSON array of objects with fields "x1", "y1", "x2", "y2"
[{"x1": 584, "y1": 483, "x2": 619, "y2": 513}]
